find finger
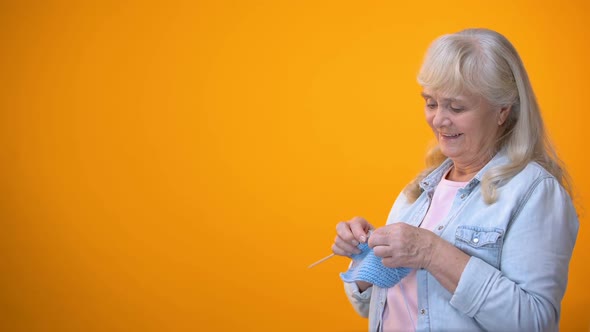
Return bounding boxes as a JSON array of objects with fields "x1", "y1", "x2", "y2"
[
  {"x1": 332, "y1": 241, "x2": 361, "y2": 256},
  {"x1": 336, "y1": 221, "x2": 359, "y2": 245},
  {"x1": 372, "y1": 245, "x2": 391, "y2": 258},
  {"x1": 349, "y1": 217, "x2": 371, "y2": 243},
  {"x1": 368, "y1": 230, "x2": 389, "y2": 248},
  {"x1": 331, "y1": 243, "x2": 349, "y2": 256},
  {"x1": 368, "y1": 224, "x2": 400, "y2": 247},
  {"x1": 334, "y1": 234, "x2": 361, "y2": 255}
]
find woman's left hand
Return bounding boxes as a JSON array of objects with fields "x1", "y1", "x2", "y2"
[{"x1": 368, "y1": 223, "x2": 439, "y2": 270}]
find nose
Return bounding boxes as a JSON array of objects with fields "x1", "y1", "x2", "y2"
[{"x1": 431, "y1": 108, "x2": 451, "y2": 128}]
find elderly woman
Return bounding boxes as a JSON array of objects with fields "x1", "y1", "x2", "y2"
[{"x1": 332, "y1": 28, "x2": 578, "y2": 331}]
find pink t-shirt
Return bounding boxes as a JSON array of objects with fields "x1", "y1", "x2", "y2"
[{"x1": 382, "y1": 174, "x2": 468, "y2": 332}]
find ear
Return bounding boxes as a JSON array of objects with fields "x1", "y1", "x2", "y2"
[{"x1": 498, "y1": 105, "x2": 511, "y2": 126}]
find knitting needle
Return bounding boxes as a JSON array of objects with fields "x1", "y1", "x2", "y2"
[
  {"x1": 308, "y1": 253, "x2": 335, "y2": 268},
  {"x1": 308, "y1": 230, "x2": 373, "y2": 268}
]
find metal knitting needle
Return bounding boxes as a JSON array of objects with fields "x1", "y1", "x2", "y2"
[{"x1": 308, "y1": 253, "x2": 336, "y2": 268}]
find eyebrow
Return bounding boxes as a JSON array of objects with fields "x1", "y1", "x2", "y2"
[{"x1": 420, "y1": 92, "x2": 432, "y2": 100}]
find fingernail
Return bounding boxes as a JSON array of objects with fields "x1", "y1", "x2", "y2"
[
  {"x1": 352, "y1": 240, "x2": 359, "y2": 246},
  {"x1": 359, "y1": 235, "x2": 366, "y2": 243}
]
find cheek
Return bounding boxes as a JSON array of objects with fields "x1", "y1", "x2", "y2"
[
  {"x1": 466, "y1": 120, "x2": 497, "y2": 146},
  {"x1": 425, "y1": 112, "x2": 434, "y2": 128},
  {"x1": 477, "y1": 118, "x2": 499, "y2": 136}
]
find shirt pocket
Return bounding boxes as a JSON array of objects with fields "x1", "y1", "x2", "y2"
[{"x1": 454, "y1": 226, "x2": 504, "y2": 268}]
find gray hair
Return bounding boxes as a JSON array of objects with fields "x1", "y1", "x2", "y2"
[{"x1": 405, "y1": 28, "x2": 571, "y2": 204}]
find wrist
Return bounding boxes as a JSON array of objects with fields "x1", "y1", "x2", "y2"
[{"x1": 422, "y1": 232, "x2": 440, "y2": 270}]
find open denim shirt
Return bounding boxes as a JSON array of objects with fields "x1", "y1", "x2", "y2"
[{"x1": 344, "y1": 152, "x2": 579, "y2": 331}]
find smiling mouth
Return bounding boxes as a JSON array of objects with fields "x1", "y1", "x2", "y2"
[{"x1": 440, "y1": 133, "x2": 463, "y2": 139}]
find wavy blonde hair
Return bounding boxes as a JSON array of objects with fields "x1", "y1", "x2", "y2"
[{"x1": 405, "y1": 28, "x2": 572, "y2": 204}]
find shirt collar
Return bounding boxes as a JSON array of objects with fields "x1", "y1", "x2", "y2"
[{"x1": 419, "y1": 149, "x2": 510, "y2": 193}]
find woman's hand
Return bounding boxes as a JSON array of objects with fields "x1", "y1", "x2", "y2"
[
  {"x1": 332, "y1": 216, "x2": 374, "y2": 257},
  {"x1": 368, "y1": 222, "x2": 439, "y2": 270},
  {"x1": 334, "y1": 216, "x2": 374, "y2": 292}
]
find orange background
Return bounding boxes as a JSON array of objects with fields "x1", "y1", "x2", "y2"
[{"x1": 1, "y1": 1, "x2": 588, "y2": 331}]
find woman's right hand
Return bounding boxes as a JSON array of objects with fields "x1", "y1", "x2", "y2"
[
  {"x1": 332, "y1": 216, "x2": 374, "y2": 257},
  {"x1": 334, "y1": 216, "x2": 374, "y2": 292}
]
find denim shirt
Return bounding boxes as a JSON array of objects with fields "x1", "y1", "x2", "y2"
[{"x1": 343, "y1": 152, "x2": 579, "y2": 331}]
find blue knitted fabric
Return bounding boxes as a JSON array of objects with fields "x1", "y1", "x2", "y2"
[{"x1": 340, "y1": 243, "x2": 412, "y2": 288}]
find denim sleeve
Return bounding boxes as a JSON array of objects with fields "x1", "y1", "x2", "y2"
[
  {"x1": 449, "y1": 177, "x2": 579, "y2": 331},
  {"x1": 343, "y1": 281, "x2": 373, "y2": 318},
  {"x1": 385, "y1": 191, "x2": 410, "y2": 225}
]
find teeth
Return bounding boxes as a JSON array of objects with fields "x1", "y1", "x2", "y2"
[{"x1": 442, "y1": 133, "x2": 461, "y2": 137}]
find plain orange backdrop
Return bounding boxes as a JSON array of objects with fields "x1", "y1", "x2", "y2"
[{"x1": 1, "y1": 1, "x2": 589, "y2": 331}]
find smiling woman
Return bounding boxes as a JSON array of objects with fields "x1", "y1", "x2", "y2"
[
  {"x1": 332, "y1": 28, "x2": 579, "y2": 332},
  {"x1": 421, "y1": 89, "x2": 511, "y2": 182}
]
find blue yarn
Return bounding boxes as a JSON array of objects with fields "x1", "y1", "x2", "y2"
[{"x1": 340, "y1": 242, "x2": 412, "y2": 288}]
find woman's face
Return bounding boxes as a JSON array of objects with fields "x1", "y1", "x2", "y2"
[{"x1": 422, "y1": 87, "x2": 509, "y2": 168}]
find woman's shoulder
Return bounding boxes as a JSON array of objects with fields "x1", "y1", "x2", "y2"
[
  {"x1": 519, "y1": 161, "x2": 554, "y2": 180},
  {"x1": 501, "y1": 160, "x2": 568, "y2": 201},
  {"x1": 510, "y1": 161, "x2": 558, "y2": 186}
]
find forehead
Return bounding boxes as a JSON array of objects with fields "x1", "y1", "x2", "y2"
[{"x1": 421, "y1": 87, "x2": 478, "y2": 103}]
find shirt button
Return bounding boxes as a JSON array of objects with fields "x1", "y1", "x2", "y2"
[
  {"x1": 473, "y1": 238, "x2": 479, "y2": 244},
  {"x1": 437, "y1": 225, "x2": 444, "y2": 231},
  {"x1": 420, "y1": 308, "x2": 427, "y2": 315},
  {"x1": 460, "y1": 194, "x2": 466, "y2": 199}
]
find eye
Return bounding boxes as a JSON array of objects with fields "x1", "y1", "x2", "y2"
[
  {"x1": 450, "y1": 106, "x2": 464, "y2": 112},
  {"x1": 425, "y1": 101, "x2": 437, "y2": 110}
]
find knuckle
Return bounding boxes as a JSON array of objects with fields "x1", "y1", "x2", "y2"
[
  {"x1": 351, "y1": 216, "x2": 363, "y2": 223},
  {"x1": 341, "y1": 232, "x2": 353, "y2": 242}
]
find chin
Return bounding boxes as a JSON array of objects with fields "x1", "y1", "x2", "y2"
[{"x1": 439, "y1": 148, "x2": 461, "y2": 159}]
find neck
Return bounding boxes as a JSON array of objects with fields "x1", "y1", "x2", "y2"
[
  {"x1": 447, "y1": 167, "x2": 478, "y2": 182},
  {"x1": 448, "y1": 157, "x2": 492, "y2": 182}
]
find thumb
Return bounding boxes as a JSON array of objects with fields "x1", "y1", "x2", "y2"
[{"x1": 350, "y1": 220, "x2": 371, "y2": 243}]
